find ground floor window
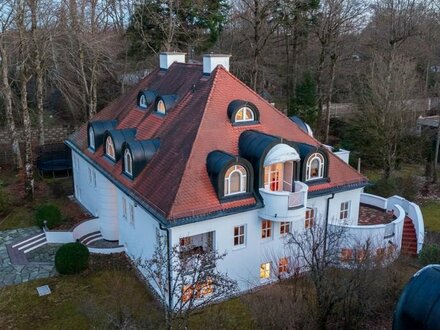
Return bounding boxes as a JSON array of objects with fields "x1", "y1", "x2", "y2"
[
  {"x1": 305, "y1": 208, "x2": 315, "y2": 229},
  {"x1": 181, "y1": 279, "x2": 213, "y2": 303},
  {"x1": 280, "y1": 222, "x2": 290, "y2": 235},
  {"x1": 278, "y1": 257, "x2": 289, "y2": 274},
  {"x1": 340, "y1": 201, "x2": 351, "y2": 221},
  {"x1": 340, "y1": 248, "x2": 353, "y2": 262},
  {"x1": 260, "y1": 262, "x2": 271, "y2": 279}
]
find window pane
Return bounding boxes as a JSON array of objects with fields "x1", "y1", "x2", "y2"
[
  {"x1": 230, "y1": 172, "x2": 241, "y2": 193},
  {"x1": 235, "y1": 109, "x2": 244, "y2": 121}
]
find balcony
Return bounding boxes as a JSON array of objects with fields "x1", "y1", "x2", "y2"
[{"x1": 258, "y1": 181, "x2": 308, "y2": 222}]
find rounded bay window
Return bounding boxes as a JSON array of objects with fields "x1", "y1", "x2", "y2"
[
  {"x1": 207, "y1": 150, "x2": 253, "y2": 200},
  {"x1": 298, "y1": 143, "x2": 329, "y2": 183},
  {"x1": 228, "y1": 100, "x2": 259, "y2": 125}
]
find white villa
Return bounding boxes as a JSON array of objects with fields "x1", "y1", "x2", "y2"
[{"x1": 42, "y1": 53, "x2": 423, "y2": 307}]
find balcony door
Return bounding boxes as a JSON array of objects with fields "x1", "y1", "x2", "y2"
[{"x1": 264, "y1": 161, "x2": 294, "y2": 192}]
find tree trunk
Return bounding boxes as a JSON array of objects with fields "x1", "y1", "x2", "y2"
[
  {"x1": 325, "y1": 53, "x2": 337, "y2": 144},
  {"x1": 433, "y1": 119, "x2": 440, "y2": 183},
  {"x1": 316, "y1": 45, "x2": 327, "y2": 138},
  {"x1": 0, "y1": 42, "x2": 23, "y2": 169}
]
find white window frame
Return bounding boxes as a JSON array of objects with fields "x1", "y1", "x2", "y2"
[
  {"x1": 92, "y1": 170, "x2": 96, "y2": 188},
  {"x1": 124, "y1": 148, "x2": 133, "y2": 176},
  {"x1": 260, "y1": 262, "x2": 271, "y2": 280},
  {"x1": 122, "y1": 196, "x2": 127, "y2": 220},
  {"x1": 156, "y1": 99, "x2": 166, "y2": 114},
  {"x1": 106, "y1": 136, "x2": 116, "y2": 160},
  {"x1": 305, "y1": 208, "x2": 315, "y2": 229},
  {"x1": 264, "y1": 163, "x2": 283, "y2": 192},
  {"x1": 306, "y1": 153, "x2": 325, "y2": 181},
  {"x1": 261, "y1": 220, "x2": 272, "y2": 240},
  {"x1": 280, "y1": 221, "x2": 290, "y2": 236},
  {"x1": 88, "y1": 127, "x2": 95, "y2": 150},
  {"x1": 233, "y1": 225, "x2": 246, "y2": 247},
  {"x1": 224, "y1": 165, "x2": 247, "y2": 196},
  {"x1": 88, "y1": 167, "x2": 92, "y2": 185},
  {"x1": 235, "y1": 106, "x2": 255, "y2": 123},
  {"x1": 139, "y1": 94, "x2": 147, "y2": 108},
  {"x1": 340, "y1": 201, "x2": 351, "y2": 221}
]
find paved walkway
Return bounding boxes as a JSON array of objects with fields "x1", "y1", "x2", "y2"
[
  {"x1": 0, "y1": 227, "x2": 58, "y2": 288},
  {"x1": 358, "y1": 204, "x2": 395, "y2": 225}
]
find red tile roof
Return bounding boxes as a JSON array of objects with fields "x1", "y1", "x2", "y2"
[{"x1": 68, "y1": 62, "x2": 367, "y2": 223}]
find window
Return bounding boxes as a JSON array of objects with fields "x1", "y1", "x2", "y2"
[
  {"x1": 224, "y1": 165, "x2": 247, "y2": 196},
  {"x1": 180, "y1": 236, "x2": 192, "y2": 247},
  {"x1": 341, "y1": 248, "x2": 353, "y2": 262},
  {"x1": 88, "y1": 167, "x2": 92, "y2": 185},
  {"x1": 157, "y1": 99, "x2": 166, "y2": 114},
  {"x1": 280, "y1": 222, "x2": 290, "y2": 235},
  {"x1": 122, "y1": 196, "x2": 127, "y2": 219},
  {"x1": 235, "y1": 106, "x2": 254, "y2": 122},
  {"x1": 305, "y1": 208, "x2": 315, "y2": 229},
  {"x1": 89, "y1": 127, "x2": 95, "y2": 149},
  {"x1": 233, "y1": 225, "x2": 245, "y2": 246},
  {"x1": 129, "y1": 203, "x2": 135, "y2": 227},
  {"x1": 139, "y1": 94, "x2": 147, "y2": 108},
  {"x1": 340, "y1": 201, "x2": 350, "y2": 221},
  {"x1": 124, "y1": 148, "x2": 133, "y2": 176},
  {"x1": 306, "y1": 153, "x2": 324, "y2": 180},
  {"x1": 261, "y1": 220, "x2": 272, "y2": 239},
  {"x1": 278, "y1": 257, "x2": 289, "y2": 274},
  {"x1": 264, "y1": 163, "x2": 283, "y2": 191},
  {"x1": 181, "y1": 279, "x2": 213, "y2": 303},
  {"x1": 260, "y1": 262, "x2": 271, "y2": 279},
  {"x1": 106, "y1": 136, "x2": 115, "y2": 160},
  {"x1": 92, "y1": 171, "x2": 96, "y2": 188}
]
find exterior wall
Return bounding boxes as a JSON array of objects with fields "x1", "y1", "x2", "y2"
[{"x1": 327, "y1": 188, "x2": 362, "y2": 226}]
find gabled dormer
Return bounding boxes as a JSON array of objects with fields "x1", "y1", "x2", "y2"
[
  {"x1": 298, "y1": 143, "x2": 329, "y2": 184},
  {"x1": 137, "y1": 90, "x2": 157, "y2": 109},
  {"x1": 154, "y1": 95, "x2": 178, "y2": 115}
]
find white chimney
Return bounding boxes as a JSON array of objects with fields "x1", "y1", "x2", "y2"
[
  {"x1": 203, "y1": 54, "x2": 231, "y2": 75},
  {"x1": 159, "y1": 52, "x2": 186, "y2": 70}
]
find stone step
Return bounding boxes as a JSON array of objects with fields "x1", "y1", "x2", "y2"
[
  {"x1": 23, "y1": 240, "x2": 48, "y2": 254},
  {"x1": 79, "y1": 231, "x2": 101, "y2": 244},
  {"x1": 17, "y1": 236, "x2": 46, "y2": 251},
  {"x1": 12, "y1": 233, "x2": 45, "y2": 248}
]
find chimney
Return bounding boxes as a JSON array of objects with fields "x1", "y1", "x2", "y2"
[
  {"x1": 159, "y1": 52, "x2": 186, "y2": 70},
  {"x1": 203, "y1": 54, "x2": 231, "y2": 75}
]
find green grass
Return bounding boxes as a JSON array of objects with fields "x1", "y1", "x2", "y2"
[
  {"x1": 421, "y1": 201, "x2": 440, "y2": 232},
  {"x1": 0, "y1": 207, "x2": 35, "y2": 230}
]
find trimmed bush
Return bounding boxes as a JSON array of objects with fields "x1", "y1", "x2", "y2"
[
  {"x1": 419, "y1": 244, "x2": 440, "y2": 266},
  {"x1": 35, "y1": 204, "x2": 62, "y2": 229},
  {"x1": 55, "y1": 242, "x2": 90, "y2": 275}
]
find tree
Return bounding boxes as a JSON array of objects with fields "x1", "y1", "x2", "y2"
[
  {"x1": 289, "y1": 71, "x2": 318, "y2": 126},
  {"x1": 137, "y1": 233, "x2": 238, "y2": 329}
]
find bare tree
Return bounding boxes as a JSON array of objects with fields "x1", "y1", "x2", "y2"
[{"x1": 137, "y1": 233, "x2": 238, "y2": 329}]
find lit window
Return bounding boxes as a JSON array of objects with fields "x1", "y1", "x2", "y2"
[
  {"x1": 306, "y1": 153, "x2": 324, "y2": 180},
  {"x1": 124, "y1": 148, "x2": 133, "y2": 176},
  {"x1": 182, "y1": 285, "x2": 193, "y2": 303},
  {"x1": 234, "y1": 225, "x2": 245, "y2": 246},
  {"x1": 179, "y1": 236, "x2": 192, "y2": 247},
  {"x1": 305, "y1": 208, "x2": 315, "y2": 229},
  {"x1": 122, "y1": 196, "x2": 127, "y2": 219},
  {"x1": 264, "y1": 163, "x2": 283, "y2": 191},
  {"x1": 260, "y1": 262, "x2": 271, "y2": 279},
  {"x1": 278, "y1": 257, "x2": 289, "y2": 274},
  {"x1": 139, "y1": 94, "x2": 147, "y2": 108},
  {"x1": 280, "y1": 222, "x2": 290, "y2": 235},
  {"x1": 105, "y1": 136, "x2": 115, "y2": 160},
  {"x1": 89, "y1": 127, "x2": 95, "y2": 149},
  {"x1": 157, "y1": 99, "x2": 166, "y2": 114},
  {"x1": 129, "y1": 203, "x2": 135, "y2": 227},
  {"x1": 261, "y1": 220, "x2": 272, "y2": 239},
  {"x1": 341, "y1": 248, "x2": 353, "y2": 262},
  {"x1": 340, "y1": 201, "x2": 350, "y2": 221},
  {"x1": 182, "y1": 279, "x2": 213, "y2": 303},
  {"x1": 224, "y1": 165, "x2": 247, "y2": 196},
  {"x1": 235, "y1": 106, "x2": 254, "y2": 122}
]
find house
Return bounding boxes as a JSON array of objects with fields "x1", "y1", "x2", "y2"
[{"x1": 62, "y1": 53, "x2": 424, "y2": 307}]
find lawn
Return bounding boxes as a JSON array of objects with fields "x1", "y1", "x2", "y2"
[{"x1": 420, "y1": 201, "x2": 440, "y2": 232}]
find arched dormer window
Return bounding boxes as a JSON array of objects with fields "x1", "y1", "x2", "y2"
[
  {"x1": 106, "y1": 136, "x2": 115, "y2": 160},
  {"x1": 124, "y1": 148, "x2": 133, "y2": 176},
  {"x1": 306, "y1": 153, "x2": 324, "y2": 180},
  {"x1": 224, "y1": 165, "x2": 247, "y2": 196},
  {"x1": 157, "y1": 99, "x2": 166, "y2": 114},
  {"x1": 235, "y1": 107, "x2": 254, "y2": 122},
  {"x1": 139, "y1": 94, "x2": 147, "y2": 108},
  {"x1": 89, "y1": 127, "x2": 95, "y2": 150}
]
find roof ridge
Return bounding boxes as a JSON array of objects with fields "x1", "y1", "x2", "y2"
[{"x1": 167, "y1": 69, "x2": 220, "y2": 219}]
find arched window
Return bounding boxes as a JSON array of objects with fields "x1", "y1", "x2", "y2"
[
  {"x1": 106, "y1": 136, "x2": 115, "y2": 160},
  {"x1": 157, "y1": 99, "x2": 166, "y2": 114},
  {"x1": 306, "y1": 153, "x2": 325, "y2": 180},
  {"x1": 89, "y1": 127, "x2": 95, "y2": 150},
  {"x1": 224, "y1": 165, "x2": 247, "y2": 196},
  {"x1": 124, "y1": 148, "x2": 133, "y2": 176},
  {"x1": 235, "y1": 107, "x2": 254, "y2": 122},
  {"x1": 139, "y1": 94, "x2": 147, "y2": 108}
]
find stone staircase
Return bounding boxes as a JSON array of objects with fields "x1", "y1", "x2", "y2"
[
  {"x1": 402, "y1": 217, "x2": 418, "y2": 257},
  {"x1": 6, "y1": 232, "x2": 47, "y2": 265},
  {"x1": 79, "y1": 231, "x2": 103, "y2": 246}
]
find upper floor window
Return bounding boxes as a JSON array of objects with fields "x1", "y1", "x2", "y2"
[
  {"x1": 139, "y1": 94, "x2": 147, "y2": 108},
  {"x1": 340, "y1": 201, "x2": 351, "y2": 221},
  {"x1": 105, "y1": 136, "x2": 115, "y2": 160},
  {"x1": 306, "y1": 153, "x2": 324, "y2": 180},
  {"x1": 88, "y1": 127, "x2": 95, "y2": 150},
  {"x1": 261, "y1": 220, "x2": 272, "y2": 239},
  {"x1": 124, "y1": 148, "x2": 133, "y2": 176},
  {"x1": 157, "y1": 99, "x2": 166, "y2": 114},
  {"x1": 235, "y1": 107, "x2": 254, "y2": 122},
  {"x1": 305, "y1": 208, "x2": 315, "y2": 229},
  {"x1": 234, "y1": 225, "x2": 246, "y2": 247},
  {"x1": 280, "y1": 222, "x2": 290, "y2": 235},
  {"x1": 224, "y1": 165, "x2": 247, "y2": 196}
]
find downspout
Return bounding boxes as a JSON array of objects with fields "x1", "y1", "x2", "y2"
[
  {"x1": 323, "y1": 193, "x2": 335, "y2": 259},
  {"x1": 159, "y1": 223, "x2": 172, "y2": 314}
]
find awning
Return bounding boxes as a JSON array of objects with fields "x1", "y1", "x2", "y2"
[{"x1": 264, "y1": 143, "x2": 300, "y2": 166}]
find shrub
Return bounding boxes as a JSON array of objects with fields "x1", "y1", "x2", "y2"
[
  {"x1": 35, "y1": 204, "x2": 62, "y2": 229},
  {"x1": 55, "y1": 242, "x2": 90, "y2": 274},
  {"x1": 419, "y1": 244, "x2": 440, "y2": 266},
  {"x1": 0, "y1": 186, "x2": 10, "y2": 214}
]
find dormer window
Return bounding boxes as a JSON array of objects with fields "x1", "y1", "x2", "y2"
[
  {"x1": 106, "y1": 136, "x2": 115, "y2": 160},
  {"x1": 306, "y1": 153, "x2": 324, "y2": 180},
  {"x1": 89, "y1": 127, "x2": 95, "y2": 150},
  {"x1": 235, "y1": 107, "x2": 254, "y2": 122},
  {"x1": 124, "y1": 148, "x2": 133, "y2": 176},
  {"x1": 139, "y1": 94, "x2": 147, "y2": 108},
  {"x1": 224, "y1": 165, "x2": 247, "y2": 196},
  {"x1": 157, "y1": 99, "x2": 166, "y2": 114},
  {"x1": 137, "y1": 90, "x2": 156, "y2": 109}
]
